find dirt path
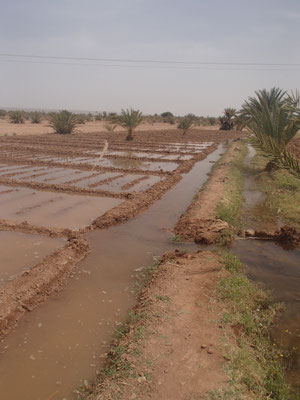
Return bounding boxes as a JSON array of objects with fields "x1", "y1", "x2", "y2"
[
  {"x1": 174, "y1": 141, "x2": 241, "y2": 244},
  {"x1": 87, "y1": 251, "x2": 231, "y2": 400}
]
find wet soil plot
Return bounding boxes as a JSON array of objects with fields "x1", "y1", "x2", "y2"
[{"x1": 0, "y1": 129, "x2": 242, "y2": 399}]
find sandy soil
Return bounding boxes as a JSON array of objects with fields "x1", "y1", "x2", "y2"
[
  {"x1": 88, "y1": 250, "x2": 231, "y2": 400},
  {"x1": 174, "y1": 142, "x2": 242, "y2": 243},
  {"x1": 0, "y1": 118, "x2": 219, "y2": 136},
  {"x1": 287, "y1": 137, "x2": 300, "y2": 160}
]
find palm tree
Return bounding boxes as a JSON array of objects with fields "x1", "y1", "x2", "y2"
[
  {"x1": 240, "y1": 88, "x2": 299, "y2": 149},
  {"x1": 241, "y1": 88, "x2": 300, "y2": 176},
  {"x1": 219, "y1": 108, "x2": 236, "y2": 130},
  {"x1": 50, "y1": 110, "x2": 78, "y2": 134},
  {"x1": 117, "y1": 108, "x2": 143, "y2": 141},
  {"x1": 177, "y1": 114, "x2": 194, "y2": 135}
]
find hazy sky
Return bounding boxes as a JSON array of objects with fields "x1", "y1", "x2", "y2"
[{"x1": 1, "y1": 0, "x2": 300, "y2": 115}]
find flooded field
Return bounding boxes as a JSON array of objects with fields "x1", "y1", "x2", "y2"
[
  {"x1": 232, "y1": 240, "x2": 300, "y2": 387},
  {"x1": 0, "y1": 129, "x2": 234, "y2": 399}
]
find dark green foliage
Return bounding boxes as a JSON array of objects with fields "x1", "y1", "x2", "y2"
[
  {"x1": 50, "y1": 110, "x2": 78, "y2": 134},
  {"x1": 160, "y1": 111, "x2": 174, "y2": 118},
  {"x1": 241, "y1": 87, "x2": 300, "y2": 149},
  {"x1": 75, "y1": 114, "x2": 86, "y2": 124},
  {"x1": 219, "y1": 108, "x2": 236, "y2": 130},
  {"x1": 117, "y1": 108, "x2": 143, "y2": 141},
  {"x1": 208, "y1": 116, "x2": 217, "y2": 126},
  {"x1": 30, "y1": 112, "x2": 42, "y2": 124},
  {"x1": 9, "y1": 110, "x2": 25, "y2": 124},
  {"x1": 241, "y1": 87, "x2": 300, "y2": 176},
  {"x1": 177, "y1": 114, "x2": 194, "y2": 134}
]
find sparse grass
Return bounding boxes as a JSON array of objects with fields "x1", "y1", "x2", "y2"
[
  {"x1": 171, "y1": 234, "x2": 182, "y2": 242},
  {"x1": 104, "y1": 123, "x2": 117, "y2": 132},
  {"x1": 216, "y1": 142, "x2": 248, "y2": 228},
  {"x1": 155, "y1": 294, "x2": 171, "y2": 303},
  {"x1": 8, "y1": 110, "x2": 25, "y2": 124},
  {"x1": 76, "y1": 257, "x2": 167, "y2": 399},
  {"x1": 251, "y1": 151, "x2": 300, "y2": 228},
  {"x1": 210, "y1": 249, "x2": 296, "y2": 400}
]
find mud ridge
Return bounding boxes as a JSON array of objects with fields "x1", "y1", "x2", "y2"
[
  {"x1": 239, "y1": 225, "x2": 300, "y2": 247},
  {"x1": 0, "y1": 219, "x2": 73, "y2": 238},
  {"x1": 86, "y1": 250, "x2": 229, "y2": 400},
  {"x1": 0, "y1": 236, "x2": 90, "y2": 340},
  {"x1": 0, "y1": 178, "x2": 129, "y2": 199},
  {"x1": 174, "y1": 142, "x2": 240, "y2": 243}
]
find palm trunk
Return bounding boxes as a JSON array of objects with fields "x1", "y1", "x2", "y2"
[{"x1": 126, "y1": 128, "x2": 133, "y2": 141}]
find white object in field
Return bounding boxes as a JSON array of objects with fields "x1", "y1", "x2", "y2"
[{"x1": 91, "y1": 140, "x2": 109, "y2": 171}]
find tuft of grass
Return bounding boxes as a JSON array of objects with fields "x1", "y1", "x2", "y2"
[
  {"x1": 9, "y1": 110, "x2": 25, "y2": 124},
  {"x1": 75, "y1": 258, "x2": 164, "y2": 399},
  {"x1": 171, "y1": 234, "x2": 182, "y2": 243},
  {"x1": 251, "y1": 151, "x2": 300, "y2": 228},
  {"x1": 155, "y1": 294, "x2": 171, "y2": 303},
  {"x1": 210, "y1": 249, "x2": 295, "y2": 400},
  {"x1": 216, "y1": 142, "x2": 248, "y2": 228}
]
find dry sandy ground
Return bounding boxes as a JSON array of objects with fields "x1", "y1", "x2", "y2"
[
  {"x1": 0, "y1": 118, "x2": 218, "y2": 136},
  {"x1": 175, "y1": 142, "x2": 241, "y2": 244},
  {"x1": 88, "y1": 251, "x2": 230, "y2": 400}
]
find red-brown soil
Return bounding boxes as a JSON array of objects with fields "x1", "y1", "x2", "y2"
[
  {"x1": 287, "y1": 137, "x2": 300, "y2": 160},
  {"x1": 0, "y1": 236, "x2": 89, "y2": 340},
  {"x1": 88, "y1": 251, "x2": 231, "y2": 400},
  {"x1": 0, "y1": 129, "x2": 243, "y2": 340}
]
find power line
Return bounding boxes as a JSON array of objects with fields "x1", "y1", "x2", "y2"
[
  {"x1": 0, "y1": 58, "x2": 300, "y2": 72},
  {"x1": 1, "y1": 52, "x2": 300, "y2": 67}
]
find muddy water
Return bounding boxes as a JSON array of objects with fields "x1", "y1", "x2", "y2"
[
  {"x1": 0, "y1": 186, "x2": 122, "y2": 230},
  {"x1": 0, "y1": 232, "x2": 65, "y2": 286},
  {"x1": 232, "y1": 143, "x2": 300, "y2": 388},
  {"x1": 0, "y1": 145, "x2": 223, "y2": 400},
  {"x1": 232, "y1": 240, "x2": 300, "y2": 386}
]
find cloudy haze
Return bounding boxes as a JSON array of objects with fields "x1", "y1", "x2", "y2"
[{"x1": 1, "y1": 0, "x2": 300, "y2": 115}]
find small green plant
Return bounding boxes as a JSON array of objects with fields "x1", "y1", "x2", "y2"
[
  {"x1": 219, "y1": 108, "x2": 236, "y2": 130},
  {"x1": 9, "y1": 110, "x2": 25, "y2": 124},
  {"x1": 117, "y1": 108, "x2": 143, "y2": 141},
  {"x1": 208, "y1": 116, "x2": 217, "y2": 126},
  {"x1": 171, "y1": 234, "x2": 181, "y2": 242},
  {"x1": 161, "y1": 112, "x2": 176, "y2": 124},
  {"x1": 104, "y1": 123, "x2": 117, "y2": 132},
  {"x1": 0, "y1": 109, "x2": 7, "y2": 118},
  {"x1": 177, "y1": 114, "x2": 194, "y2": 134},
  {"x1": 30, "y1": 111, "x2": 42, "y2": 124},
  {"x1": 155, "y1": 294, "x2": 171, "y2": 303},
  {"x1": 75, "y1": 114, "x2": 86, "y2": 124},
  {"x1": 50, "y1": 110, "x2": 78, "y2": 134}
]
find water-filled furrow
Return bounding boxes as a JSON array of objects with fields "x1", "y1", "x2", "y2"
[{"x1": 0, "y1": 145, "x2": 223, "y2": 400}]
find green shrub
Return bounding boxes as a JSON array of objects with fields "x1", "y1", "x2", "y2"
[
  {"x1": 9, "y1": 110, "x2": 25, "y2": 124},
  {"x1": 177, "y1": 114, "x2": 194, "y2": 134},
  {"x1": 50, "y1": 110, "x2": 78, "y2": 134},
  {"x1": 75, "y1": 114, "x2": 86, "y2": 124},
  {"x1": 0, "y1": 109, "x2": 7, "y2": 118},
  {"x1": 117, "y1": 108, "x2": 143, "y2": 141},
  {"x1": 30, "y1": 112, "x2": 42, "y2": 124}
]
